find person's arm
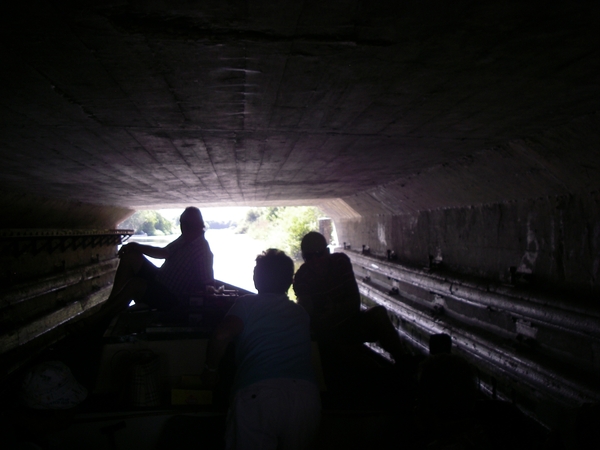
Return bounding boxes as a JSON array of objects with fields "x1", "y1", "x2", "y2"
[
  {"x1": 202, "y1": 314, "x2": 244, "y2": 387},
  {"x1": 293, "y1": 268, "x2": 314, "y2": 315},
  {"x1": 118, "y1": 241, "x2": 170, "y2": 259},
  {"x1": 295, "y1": 292, "x2": 314, "y2": 316}
]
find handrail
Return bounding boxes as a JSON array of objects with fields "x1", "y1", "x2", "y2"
[
  {"x1": 1, "y1": 259, "x2": 119, "y2": 307},
  {"x1": 0, "y1": 229, "x2": 134, "y2": 256},
  {"x1": 343, "y1": 250, "x2": 600, "y2": 339},
  {"x1": 359, "y1": 281, "x2": 600, "y2": 407},
  {"x1": 0, "y1": 285, "x2": 111, "y2": 355},
  {"x1": 343, "y1": 249, "x2": 600, "y2": 412}
]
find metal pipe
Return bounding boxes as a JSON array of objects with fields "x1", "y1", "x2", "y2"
[
  {"x1": 1, "y1": 259, "x2": 119, "y2": 307},
  {"x1": 345, "y1": 251, "x2": 600, "y2": 338},
  {"x1": 0, "y1": 285, "x2": 111, "y2": 354}
]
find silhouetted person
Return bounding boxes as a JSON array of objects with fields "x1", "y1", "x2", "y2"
[
  {"x1": 101, "y1": 206, "x2": 214, "y2": 317},
  {"x1": 413, "y1": 354, "x2": 483, "y2": 448},
  {"x1": 202, "y1": 249, "x2": 320, "y2": 450},
  {"x1": 293, "y1": 231, "x2": 410, "y2": 364}
]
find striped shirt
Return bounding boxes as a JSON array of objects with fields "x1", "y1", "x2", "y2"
[{"x1": 155, "y1": 234, "x2": 214, "y2": 295}]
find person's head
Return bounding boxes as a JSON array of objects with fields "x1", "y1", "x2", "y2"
[
  {"x1": 417, "y1": 354, "x2": 477, "y2": 420},
  {"x1": 179, "y1": 207, "x2": 205, "y2": 235},
  {"x1": 253, "y1": 249, "x2": 294, "y2": 294},
  {"x1": 301, "y1": 231, "x2": 330, "y2": 261}
]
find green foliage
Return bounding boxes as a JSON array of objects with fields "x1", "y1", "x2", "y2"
[
  {"x1": 205, "y1": 219, "x2": 235, "y2": 230},
  {"x1": 236, "y1": 206, "x2": 323, "y2": 261},
  {"x1": 119, "y1": 210, "x2": 175, "y2": 236},
  {"x1": 245, "y1": 209, "x2": 260, "y2": 223},
  {"x1": 265, "y1": 207, "x2": 281, "y2": 221},
  {"x1": 141, "y1": 220, "x2": 156, "y2": 236}
]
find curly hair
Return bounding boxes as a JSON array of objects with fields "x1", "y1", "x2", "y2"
[{"x1": 254, "y1": 249, "x2": 294, "y2": 294}]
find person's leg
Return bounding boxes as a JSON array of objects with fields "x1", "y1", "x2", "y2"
[
  {"x1": 100, "y1": 253, "x2": 156, "y2": 317},
  {"x1": 226, "y1": 379, "x2": 321, "y2": 450},
  {"x1": 66, "y1": 253, "x2": 155, "y2": 336},
  {"x1": 109, "y1": 251, "x2": 147, "y2": 297},
  {"x1": 137, "y1": 280, "x2": 180, "y2": 311},
  {"x1": 278, "y1": 379, "x2": 321, "y2": 450},
  {"x1": 226, "y1": 381, "x2": 279, "y2": 450},
  {"x1": 99, "y1": 277, "x2": 148, "y2": 318}
]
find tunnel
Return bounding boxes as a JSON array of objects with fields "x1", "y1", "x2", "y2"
[{"x1": 1, "y1": 1, "x2": 599, "y2": 448}]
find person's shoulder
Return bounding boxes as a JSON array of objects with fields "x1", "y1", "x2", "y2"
[
  {"x1": 168, "y1": 235, "x2": 183, "y2": 244},
  {"x1": 329, "y1": 252, "x2": 353, "y2": 266},
  {"x1": 295, "y1": 261, "x2": 309, "y2": 275},
  {"x1": 295, "y1": 254, "x2": 338, "y2": 280},
  {"x1": 287, "y1": 299, "x2": 311, "y2": 322},
  {"x1": 234, "y1": 293, "x2": 258, "y2": 304},
  {"x1": 329, "y1": 251, "x2": 350, "y2": 261},
  {"x1": 189, "y1": 233, "x2": 209, "y2": 244},
  {"x1": 165, "y1": 235, "x2": 184, "y2": 250},
  {"x1": 185, "y1": 234, "x2": 211, "y2": 251},
  {"x1": 307, "y1": 252, "x2": 351, "y2": 269},
  {"x1": 269, "y1": 293, "x2": 308, "y2": 313},
  {"x1": 294, "y1": 261, "x2": 318, "y2": 285},
  {"x1": 227, "y1": 294, "x2": 258, "y2": 315}
]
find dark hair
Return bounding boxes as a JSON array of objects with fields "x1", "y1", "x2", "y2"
[
  {"x1": 180, "y1": 207, "x2": 205, "y2": 233},
  {"x1": 300, "y1": 231, "x2": 329, "y2": 261},
  {"x1": 254, "y1": 249, "x2": 294, "y2": 294}
]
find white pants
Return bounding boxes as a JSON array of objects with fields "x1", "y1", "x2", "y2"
[{"x1": 226, "y1": 378, "x2": 321, "y2": 450}]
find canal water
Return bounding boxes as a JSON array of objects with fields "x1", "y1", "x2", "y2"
[{"x1": 126, "y1": 228, "x2": 267, "y2": 293}]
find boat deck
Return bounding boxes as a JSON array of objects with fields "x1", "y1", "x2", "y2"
[{"x1": 2, "y1": 288, "x2": 550, "y2": 450}]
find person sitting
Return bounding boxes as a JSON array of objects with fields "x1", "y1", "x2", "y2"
[
  {"x1": 101, "y1": 206, "x2": 214, "y2": 318},
  {"x1": 293, "y1": 231, "x2": 410, "y2": 365},
  {"x1": 202, "y1": 249, "x2": 321, "y2": 450}
]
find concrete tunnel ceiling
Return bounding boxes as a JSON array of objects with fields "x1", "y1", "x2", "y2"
[{"x1": 1, "y1": 1, "x2": 600, "y2": 222}]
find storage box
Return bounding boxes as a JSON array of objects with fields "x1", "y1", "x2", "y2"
[{"x1": 171, "y1": 375, "x2": 213, "y2": 405}]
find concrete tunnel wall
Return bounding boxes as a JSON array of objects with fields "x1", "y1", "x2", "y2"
[
  {"x1": 321, "y1": 115, "x2": 600, "y2": 297},
  {"x1": 0, "y1": 191, "x2": 134, "y2": 230},
  {"x1": 333, "y1": 191, "x2": 600, "y2": 295},
  {"x1": 0, "y1": 193, "x2": 135, "y2": 379}
]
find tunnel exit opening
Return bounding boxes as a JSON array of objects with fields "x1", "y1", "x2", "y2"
[{"x1": 117, "y1": 205, "x2": 334, "y2": 293}]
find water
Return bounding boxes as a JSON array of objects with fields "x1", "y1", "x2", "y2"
[
  {"x1": 206, "y1": 228, "x2": 266, "y2": 293},
  {"x1": 125, "y1": 229, "x2": 266, "y2": 293}
]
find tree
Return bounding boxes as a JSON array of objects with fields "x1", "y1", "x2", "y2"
[
  {"x1": 235, "y1": 206, "x2": 323, "y2": 261},
  {"x1": 119, "y1": 210, "x2": 175, "y2": 236},
  {"x1": 277, "y1": 207, "x2": 321, "y2": 260}
]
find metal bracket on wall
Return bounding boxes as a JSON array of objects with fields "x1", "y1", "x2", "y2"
[
  {"x1": 0, "y1": 229, "x2": 134, "y2": 257},
  {"x1": 432, "y1": 294, "x2": 445, "y2": 316}
]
